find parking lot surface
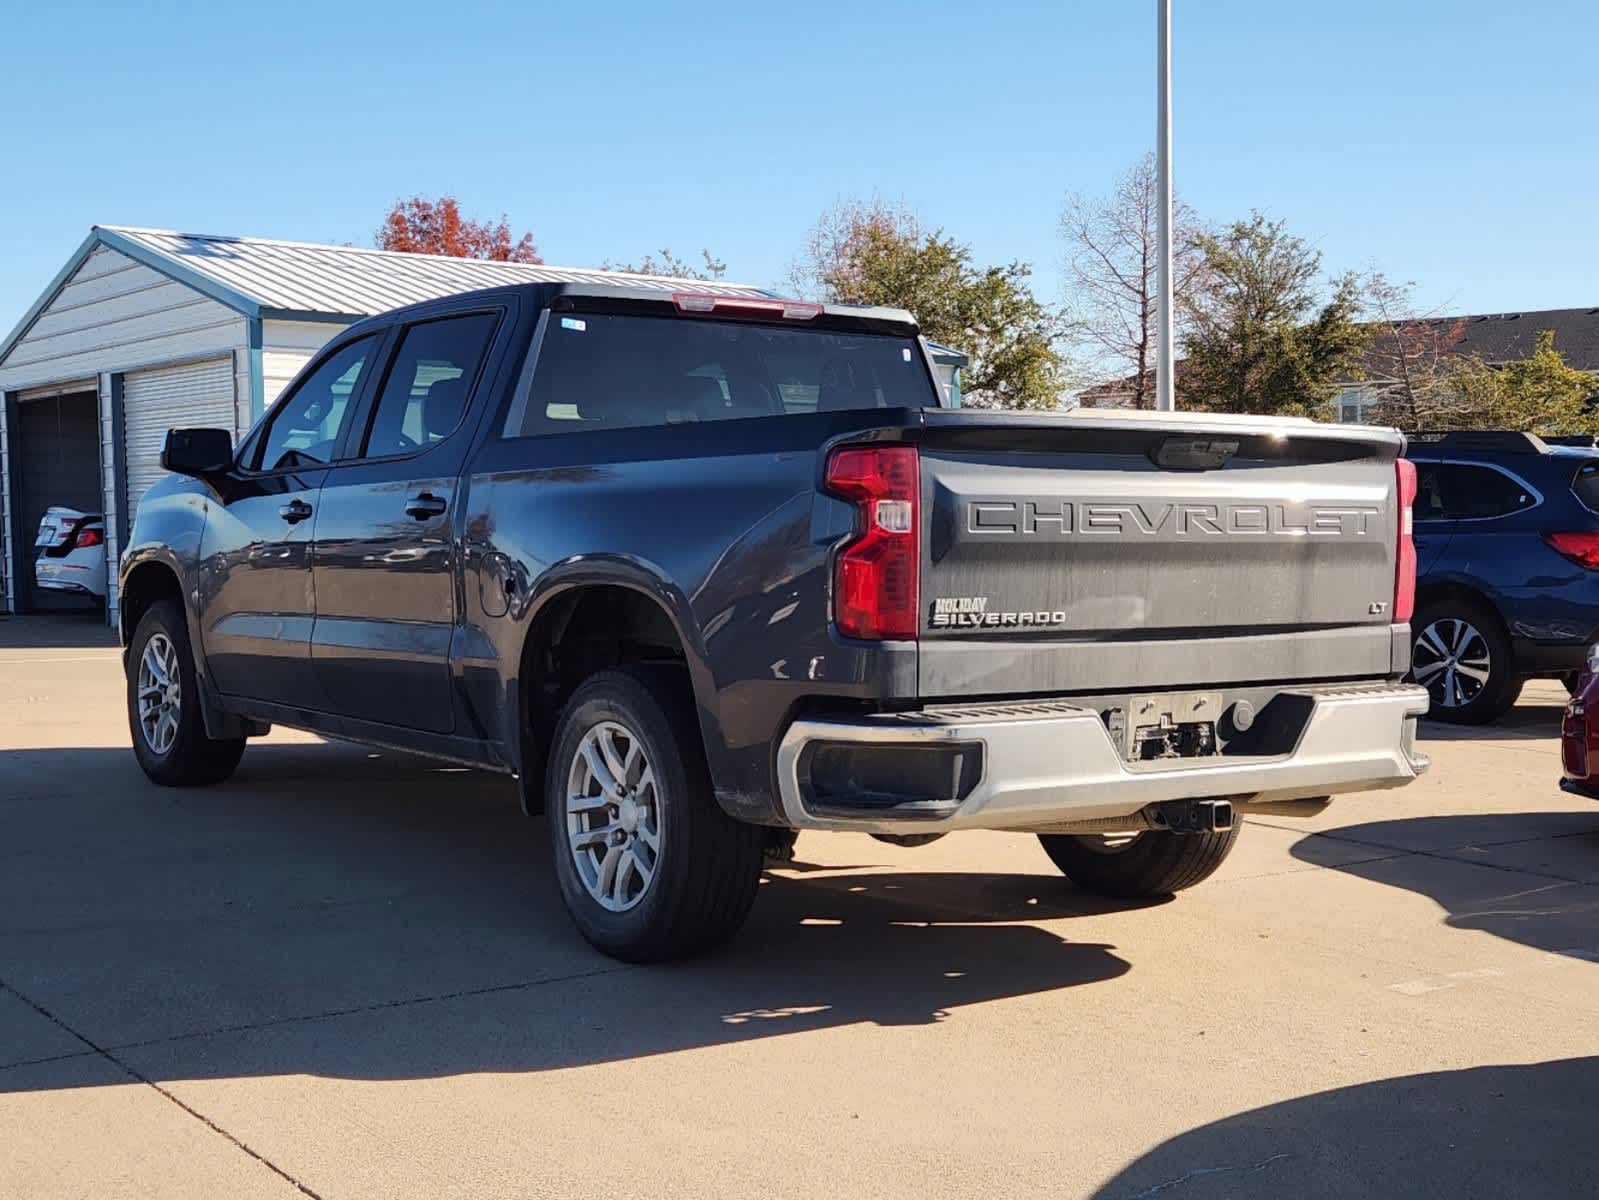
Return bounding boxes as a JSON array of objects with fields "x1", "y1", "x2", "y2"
[{"x1": 2, "y1": 613, "x2": 1597, "y2": 1198}]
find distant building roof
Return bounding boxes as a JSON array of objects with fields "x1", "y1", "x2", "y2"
[
  {"x1": 1076, "y1": 306, "x2": 1599, "y2": 409},
  {"x1": 1381, "y1": 307, "x2": 1599, "y2": 371}
]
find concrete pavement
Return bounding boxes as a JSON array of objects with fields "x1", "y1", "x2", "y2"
[{"x1": 2, "y1": 615, "x2": 1597, "y2": 1198}]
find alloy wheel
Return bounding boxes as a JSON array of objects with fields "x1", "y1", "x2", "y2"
[
  {"x1": 136, "y1": 633, "x2": 182, "y2": 755},
  {"x1": 1413, "y1": 618, "x2": 1491, "y2": 709},
  {"x1": 565, "y1": 720, "x2": 662, "y2": 912}
]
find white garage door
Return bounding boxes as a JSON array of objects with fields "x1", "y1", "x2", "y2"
[{"x1": 124, "y1": 358, "x2": 235, "y2": 516}]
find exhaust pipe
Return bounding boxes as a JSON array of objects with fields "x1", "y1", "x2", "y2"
[{"x1": 1149, "y1": 798, "x2": 1235, "y2": 835}]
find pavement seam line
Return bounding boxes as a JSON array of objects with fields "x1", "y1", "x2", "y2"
[
  {"x1": 0, "y1": 980, "x2": 326, "y2": 1199},
  {"x1": 0, "y1": 1047, "x2": 104, "y2": 1072},
  {"x1": 97, "y1": 962, "x2": 634, "y2": 1058}
]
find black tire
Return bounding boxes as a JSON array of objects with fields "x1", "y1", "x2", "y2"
[
  {"x1": 1038, "y1": 825, "x2": 1241, "y2": 899},
  {"x1": 1409, "y1": 596, "x2": 1519, "y2": 725},
  {"x1": 126, "y1": 599, "x2": 246, "y2": 786},
  {"x1": 544, "y1": 665, "x2": 765, "y2": 962}
]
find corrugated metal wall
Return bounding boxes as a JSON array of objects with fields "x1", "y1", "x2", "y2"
[
  {"x1": 0, "y1": 247, "x2": 245, "y2": 395},
  {"x1": 262, "y1": 319, "x2": 346, "y2": 410},
  {"x1": 123, "y1": 358, "x2": 235, "y2": 517}
]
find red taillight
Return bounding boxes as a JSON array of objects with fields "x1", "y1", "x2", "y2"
[
  {"x1": 71, "y1": 523, "x2": 104, "y2": 549},
  {"x1": 825, "y1": 445, "x2": 919, "y2": 640},
  {"x1": 1394, "y1": 458, "x2": 1417, "y2": 623},
  {"x1": 671, "y1": 292, "x2": 823, "y2": 322},
  {"x1": 1543, "y1": 531, "x2": 1599, "y2": 570}
]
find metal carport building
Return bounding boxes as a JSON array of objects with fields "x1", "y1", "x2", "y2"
[{"x1": 0, "y1": 227, "x2": 764, "y2": 622}]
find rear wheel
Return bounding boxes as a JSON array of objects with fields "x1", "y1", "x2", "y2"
[
  {"x1": 545, "y1": 665, "x2": 765, "y2": 962},
  {"x1": 1410, "y1": 597, "x2": 1519, "y2": 725},
  {"x1": 1037, "y1": 825, "x2": 1241, "y2": 898},
  {"x1": 126, "y1": 599, "x2": 245, "y2": 786}
]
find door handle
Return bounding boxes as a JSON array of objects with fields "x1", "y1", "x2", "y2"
[
  {"x1": 405, "y1": 492, "x2": 448, "y2": 520},
  {"x1": 278, "y1": 499, "x2": 313, "y2": 524}
]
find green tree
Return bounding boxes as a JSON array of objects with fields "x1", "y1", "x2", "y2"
[
  {"x1": 792, "y1": 200, "x2": 1068, "y2": 410},
  {"x1": 1179, "y1": 213, "x2": 1366, "y2": 419},
  {"x1": 1435, "y1": 330, "x2": 1599, "y2": 434},
  {"x1": 603, "y1": 248, "x2": 727, "y2": 281}
]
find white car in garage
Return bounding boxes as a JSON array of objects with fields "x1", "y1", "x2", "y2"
[{"x1": 34, "y1": 507, "x2": 108, "y2": 599}]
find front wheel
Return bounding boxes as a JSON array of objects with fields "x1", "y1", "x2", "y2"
[
  {"x1": 545, "y1": 665, "x2": 765, "y2": 962},
  {"x1": 1038, "y1": 825, "x2": 1241, "y2": 898},
  {"x1": 126, "y1": 599, "x2": 245, "y2": 786}
]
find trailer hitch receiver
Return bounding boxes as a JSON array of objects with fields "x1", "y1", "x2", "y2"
[{"x1": 1149, "y1": 798, "x2": 1235, "y2": 835}]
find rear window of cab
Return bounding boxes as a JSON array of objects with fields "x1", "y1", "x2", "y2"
[{"x1": 502, "y1": 313, "x2": 936, "y2": 439}]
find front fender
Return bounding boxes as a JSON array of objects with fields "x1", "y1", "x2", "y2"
[{"x1": 118, "y1": 476, "x2": 211, "y2": 655}]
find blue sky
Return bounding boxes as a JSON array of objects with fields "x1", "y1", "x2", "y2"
[{"x1": 2, "y1": 0, "x2": 1596, "y2": 339}]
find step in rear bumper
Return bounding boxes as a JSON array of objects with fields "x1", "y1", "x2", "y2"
[{"x1": 774, "y1": 683, "x2": 1431, "y2": 834}]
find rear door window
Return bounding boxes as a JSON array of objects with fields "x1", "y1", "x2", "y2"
[
  {"x1": 359, "y1": 312, "x2": 500, "y2": 459},
  {"x1": 1412, "y1": 463, "x2": 1450, "y2": 521},
  {"x1": 504, "y1": 314, "x2": 935, "y2": 438}
]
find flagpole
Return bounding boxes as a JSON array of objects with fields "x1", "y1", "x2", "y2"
[{"x1": 1155, "y1": 0, "x2": 1176, "y2": 411}]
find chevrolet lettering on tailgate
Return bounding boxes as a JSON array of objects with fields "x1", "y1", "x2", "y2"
[{"x1": 966, "y1": 499, "x2": 1384, "y2": 538}]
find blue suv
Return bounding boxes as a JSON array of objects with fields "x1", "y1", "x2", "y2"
[{"x1": 1405, "y1": 432, "x2": 1599, "y2": 723}]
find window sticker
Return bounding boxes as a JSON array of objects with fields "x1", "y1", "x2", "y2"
[
  {"x1": 902, "y1": 347, "x2": 912, "y2": 362},
  {"x1": 561, "y1": 317, "x2": 587, "y2": 332}
]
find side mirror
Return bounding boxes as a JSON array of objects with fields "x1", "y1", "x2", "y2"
[{"x1": 161, "y1": 428, "x2": 233, "y2": 477}]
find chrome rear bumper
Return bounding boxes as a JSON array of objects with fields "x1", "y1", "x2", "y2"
[{"x1": 775, "y1": 683, "x2": 1431, "y2": 834}]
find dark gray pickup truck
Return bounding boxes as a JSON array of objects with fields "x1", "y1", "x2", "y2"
[{"x1": 120, "y1": 281, "x2": 1429, "y2": 960}]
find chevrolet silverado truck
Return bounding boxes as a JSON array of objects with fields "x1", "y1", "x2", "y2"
[{"x1": 120, "y1": 282, "x2": 1429, "y2": 961}]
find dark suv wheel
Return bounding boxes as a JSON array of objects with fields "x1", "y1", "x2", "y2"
[
  {"x1": 1410, "y1": 596, "x2": 1520, "y2": 725},
  {"x1": 126, "y1": 599, "x2": 246, "y2": 785},
  {"x1": 544, "y1": 665, "x2": 765, "y2": 962}
]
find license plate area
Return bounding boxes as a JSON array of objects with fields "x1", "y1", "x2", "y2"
[{"x1": 1111, "y1": 691, "x2": 1222, "y2": 762}]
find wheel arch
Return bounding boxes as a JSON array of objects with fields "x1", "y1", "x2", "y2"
[
  {"x1": 1413, "y1": 579, "x2": 1512, "y2": 644},
  {"x1": 119, "y1": 554, "x2": 187, "y2": 648},
  {"x1": 511, "y1": 558, "x2": 719, "y2": 816}
]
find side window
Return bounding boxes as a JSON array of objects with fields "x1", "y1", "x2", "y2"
[
  {"x1": 359, "y1": 313, "x2": 499, "y2": 458},
  {"x1": 1413, "y1": 463, "x2": 1449, "y2": 521},
  {"x1": 1573, "y1": 461, "x2": 1599, "y2": 513},
  {"x1": 255, "y1": 335, "x2": 378, "y2": 471},
  {"x1": 1447, "y1": 464, "x2": 1535, "y2": 520}
]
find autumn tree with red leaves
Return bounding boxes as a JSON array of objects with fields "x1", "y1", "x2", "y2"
[{"x1": 376, "y1": 195, "x2": 541, "y2": 263}]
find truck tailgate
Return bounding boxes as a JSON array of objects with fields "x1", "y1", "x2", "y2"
[{"x1": 913, "y1": 412, "x2": 1405, "y2": 697}]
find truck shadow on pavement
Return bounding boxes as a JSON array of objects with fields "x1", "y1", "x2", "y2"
[
  {"x1": 1092, "y1": 1057, "x2": 1599, "y2": 1199},
  {"x1": 0, "y1": 742, "x2": 1136, "y2": 1091},
  {"x1": 1289, "y1": 812, "x2": 1599, "y2": 959}
]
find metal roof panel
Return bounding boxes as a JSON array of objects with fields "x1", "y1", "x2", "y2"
[{"x1": 98, "y1": 226, "x2": 771, "y2": 316}]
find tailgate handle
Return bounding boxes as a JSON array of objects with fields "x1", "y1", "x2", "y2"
[{"x1": 1151, "y1": 437, "x2": 1239, "y2": 471}]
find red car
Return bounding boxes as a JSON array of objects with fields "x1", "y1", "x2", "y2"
[{"x1": 1560, "y1": 650, "x2": 1599, "y2": 798}]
